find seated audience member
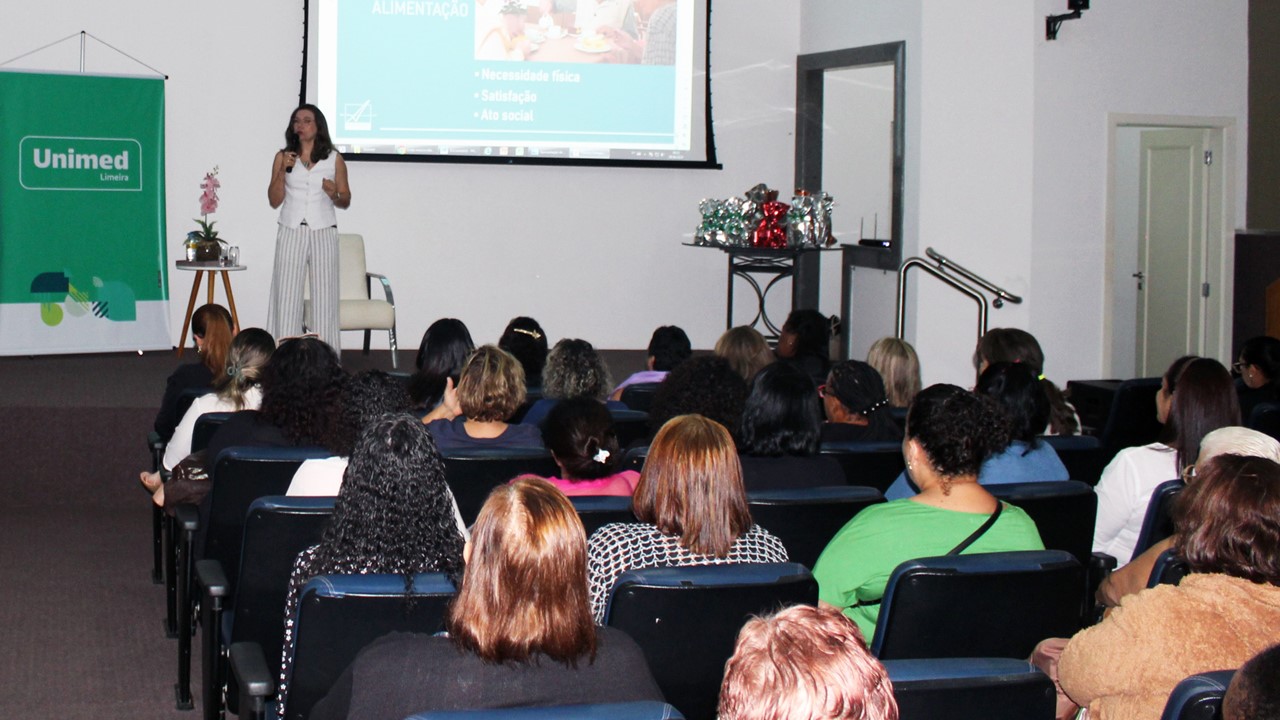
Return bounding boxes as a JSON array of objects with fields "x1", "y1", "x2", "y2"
[
  {"x1": 407, "y1": 318, "x2": 474, "y2": 413},
  {"x1": 140, "y1": 328, "x2": 274, "y2": 505},
  {"x1": 520, "y1": 338, "x2": 625, "y2": 426},
  {"x1": 287, "y1": 370, "x2": 412, "y2": 496},
  {"x1": 974, "y1": 327, "x2": 1080, "y2": 435},
  {"x1": 540, "y1": 397, "x2": 639, "y2": 497},
  {"x1": 153, "y1": 303, "x2": 234, "y2": 440},
  {"x1": 1223, "y1": 643, "x2": 1280, "y2": 720},
  {"x1": 738, "y1": 362, "x2": 846, "y2": 491},
  {"x1": 498, "y1": 316, "x2": 548, "y2": 390},
  {"x1": 278, "y1": 414, "x2": 467, "y2": 716},
  {"x1": 309, "y1": 477, "x2": 663, "y2": 720},
  {"x1": 610, "y1": 324, "x2": 691, "y2": 399},
  {"x1": 775, "y1": 309, "x2": 832, "y2": 386},
  {"x1": 1234, "y1": 335, "x2": 1280, "y2": 422},
  {"x1": 883, "y1": 362, "x2": 1068, "y2": 500},
  {"x1": 424, "y1": 345, "x2": 543, "y2": 451},
  {"x1": 1050, "y1": 454, "x2": 1280, "y2": 720},
  {"x1": 587, "y1": 415, "x2": 789, "y2": 623},
  {"x1": 647, "y1": 355, "x2": 749, "y2": 439},
  {"x1": 866, "y1": 337, "x2": 921, "y2": 411},
  {"x1": 813, "y1": 384, "x2": 1044, "y2": 641},
  {"x1": 719, "y1": 604, "x2": 898, "y2": 720},
  {"x1": 1093, "y1": 355, "x2": 1239, "y2": 566},
  {"x1": 1095, "y1": 425, "x2": 1280, "y2": 609},
  {"x1": 820, "y1": 360, "x2": 903, "y2": 444},
  {"x1": 715, "y1": 325, "x2": 774, "y2": 382}
]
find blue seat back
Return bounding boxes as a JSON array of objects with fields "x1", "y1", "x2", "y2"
[
  {"x1": 871, "y1": 550, "x2": 1083, "y2": 661},
  {"x1": 405, "y1": 701, "x2": 685, "y2": 720},
  {"x1": 988, "y1": 481, "x2": 1097, "y2": 568},
  {"x1": 285, "y1": 572, "x2": 457, "y2": 720},
  {"x1": 1044, "y1": 434, "x2": 1110, "y2": 485},
  {"x1": 610, "y1": 408, "x2": 651, "y2": 448},
  {"x1": 1099, "y1": 377, "x2": 1163, "y2": 454},
  {"x1": 440, "y1": 448, "x2": 559, "y2": 525},
  {"x1": 622, "y1": 445, "x2": 649, "y2": 473},
  {"x1": 1133, "y1": 479, "x2": 1184, "y2": 562},
  {"x1": 1147, "y1": 548, "x2": 1191, "y2": 589},
  {"x1": 746, "y1": 486, "x2": 885, "y2": 569},
  {"x1": 191, "y1": 411, "x2": 232, "y2": 453},
  {"x1": 203, "y1": 446, "x2": 332, "y2": 584},
  {"x1": 570, "y1": 495, "x2": 637, "y2": 538},
  {"x1": 819, "y1": 441, "x2": 906, "y2": 492},
  {"x1": 603, "y1": 563, "x2": 817, "y2": 720},
  {"x1": 884, "y1": 658, "x2": 1055, "y2": 720},
  {"x1": 619, "y1": 382, "x2": 662, "y2": 413},
  {"x1": 1159, "y1": 670, "x2": 1235, "y2": 720},
  {"x1": 1248, "y1": 401, "x2": 1280, "y2": 442}
]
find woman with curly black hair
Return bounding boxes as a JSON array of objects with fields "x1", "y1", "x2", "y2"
[
  {"x1": 648, "y1": 355, "x2": 748, "y2": 438},
  {"x1": 408, "y1": 318, "x2": 474, "y2": 412},
  {"x1": 812, "y1": 384, "x2": 1045, "y2": 641},
  {"x1": 520, "y1": 338, "x2": 627, "y2": 427},
  {"x1": 737, "y1": 362, "x2": 845, "y2": 491},
  {"x1": 276, "y1": 413, "x2": 467, "y2": 717}
]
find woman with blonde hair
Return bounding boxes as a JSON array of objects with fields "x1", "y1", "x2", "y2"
[
  {"x1": 309, "y1": 477, "x2": 662, "y2": 719},
  {"x1": 866, "y1": 337, "x2": 921, "y2": 410},
  {"x1": 423, "y1": 345, "x2": 543, "y2": 451},
  {"x1": 715, "y1": 325, "x2": 774, "y2": 382},
  {"x1": 587, "y1": 414, "x2": 789, "y2": 623}
]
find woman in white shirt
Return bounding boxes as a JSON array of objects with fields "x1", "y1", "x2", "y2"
[{"x1": 1092, "y1": 355, "x2": 1240, "y2": 565}]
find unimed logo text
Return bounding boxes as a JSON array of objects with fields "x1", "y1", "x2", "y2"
[{"x1": 19, "y1": 136, "x2": 143, "y2": 191}]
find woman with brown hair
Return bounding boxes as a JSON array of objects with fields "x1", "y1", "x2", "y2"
[
  {"x1": 1054, "y1": 454, "x2": 1280, "y2": 720},
  {"x1": 153, "y1": 303, "x2": 234, "y2": 440},
  {"x1": 422, "y1": 345, "x2": 543, "y2": 451},
  {"x1": 308, "y1": 477, "x2": 662, "y2": 720},
  {"x1": 586, "y1": 414, "x2": 789, "y2": 623}
]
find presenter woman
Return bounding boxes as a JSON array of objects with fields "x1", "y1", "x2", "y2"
[{"x1": 267, "y1": 104, "x2": 350, "y2": 351}]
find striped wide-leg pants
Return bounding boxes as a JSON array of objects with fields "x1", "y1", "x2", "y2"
[{"x1": 267, "y1": 223, "x2": 341, "y2": 352}]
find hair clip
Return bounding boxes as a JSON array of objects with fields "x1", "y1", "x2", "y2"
[
  {"x1": 513, "y1": 327, "x2": 542, "y2": 340},
  {"x1": 1037, "y1": 373, "x2": 1046, "y2": 381},
  {"x1": 593, "y1": 448, "x2": 611, "y2": 463}
]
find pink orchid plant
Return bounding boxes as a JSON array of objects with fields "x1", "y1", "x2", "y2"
[{"x1": 193, "y1": 166, "x2": 222, "y2": 242}]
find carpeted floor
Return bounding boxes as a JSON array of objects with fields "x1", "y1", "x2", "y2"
[{"x1": 0, "y1": 347, "x2": 646, "y2": 719}]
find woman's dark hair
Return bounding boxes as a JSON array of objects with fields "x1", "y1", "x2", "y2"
[
  {"x1": 259, "y1": 336, "x2": 346, "y2": 446},
  {"x1": 906, "y1": 384, "x2": 1012, "y2": 478},
  {"x1": 739, "y1": 362, "x2": 822, "y2": 457},
  {"x1": 1240, "y1": 336, "x2": 1280, "y2": 384},
  {"x1": 973, "y1": 328, "x2": 1078, "y2": 435},
  {"x1": 1173, "y1": 453, "x2": 1280, "y2": 586},
  {"x1": 191, "y1": 303, "x2": 234, "y2": 377},
  {"x1": 782, "y1": 309, "x2": 831, "y2": 361},
  {"x1": 648, "y1": 325, "x2": 692, "y2": 372},
  {"x1": 825, "y1": 360, "x2": 897, "y2": 436},
  {"x1": 308, "y1": 414, "x2": 466, "y2": 592},
  {"x1": 283, "y1": 103, "x2": 335, "y2": 163},
  {"x1": 325, "y1": 370, "x2": 413, "y2": 457},
  {"x1": 409, "y1": 318, "x2": 474, "y2": 409},
  {"x1": 649, "y1": 356, "x2": 749, "y2": 435},
  {"x1": 976, "y1": 362, "x2": 1050, "y2": 446},
  {"x1": 498, "y1": 316, "x2": 548, "y2": 386},
  {"x1": 542, "y1": 338, "x2": 611, "y2": 401},
  {"x1": 1162, "y1": 357, "x2": 1241, "y2": 472},
  {"x1": 542, "y1": 397, "x2": 621, "y2": 480}
]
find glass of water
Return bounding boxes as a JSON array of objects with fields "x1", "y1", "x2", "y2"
[{"x1": 228, "y1": 246, "x2": 240, "y2": 266}]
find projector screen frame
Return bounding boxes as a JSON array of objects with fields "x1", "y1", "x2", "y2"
[{"x1": 297, "y1": 0, "x2": 722, "y2": 170}]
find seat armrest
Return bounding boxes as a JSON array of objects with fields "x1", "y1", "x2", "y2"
[
  {"x1": 366, "y1": 272, "x2": 394, "y2": 305},
  {"x1": 1090, "y1": 552, "x2": 1118, "y2": 573},
  {"x1": 195, "y1": 559, "x2": 229, "y2": 598},
  {"x1": 174, "y1": 503, "x2": 200, "y2": 533},
  {"x1": 229, "y1": 642, "x2": 275, "y2": 707},
  {"x1": 148, "y1": 431, "x2": 165, "y2": 449}
]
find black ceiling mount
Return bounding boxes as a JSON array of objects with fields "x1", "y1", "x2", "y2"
[{"x1": 1046, "y1": 0, "x2": 1089, "y2": 41}]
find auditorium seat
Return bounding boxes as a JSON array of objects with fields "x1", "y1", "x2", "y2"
[
  {"x1": 884, "y1": 658, "x2": 1055, "y2": 720},
  {"x1": 1248, "y1": 401, "x2": 1280, "y2": 443},
  {"x1": 619, "y1": 382, "x2": 662, "y2": 413},
  {"x1": 1043, "y1": 434, "x2": 1110, "y2": 485},
  {"x1": 1147, "y1": 548, "x2": 1190, "y2": 589},
  {"x1": 1096, "y1": 377, "x2": 1163, "y2": 455},
  {"x1": 622, "y1": 445, "x2": 649, "y2": 473},
  {"x1": 746, "y1": 486, "x2": 884, "y2": 569},
  {"x1": 602, "y1": 563, "x2": 817, "y2": 720},
  {"x1": 149, "y1": 386, "x2": 208, "y2": 585},
  {"x1": 230, "y1": 572, "x2": 457, "y2": 720},
  {"x1": 1131, "y1": 479, "x2": 1183, "y2": 562},
  {"x1": 441, "y1": 448, "x2": 559, "y2": 525},
  {"x1": 570, "y1": 495, "x2": 637, "y2": 538},
  {"x1": 404, "y1": 701, "x2": 686, "y2": 720},
  {"x1": 197, "y1": 496, "x2": 335, "y2": 720},
  {"x1": 609, "y1": 408, "x2": 651, "y2": 449},
  {"x1": 1159, "y1": 670, "x2": 1235, "y2": 720},
  {"x1": 871, "y1": 550, "x2": 1084, "y2": 661},
  {"x1": 191, "y1": 411, "x2": 233, "y2": 453},
  {"x1": 818, "y1": 440, "x2": 906, "y2": 492}
]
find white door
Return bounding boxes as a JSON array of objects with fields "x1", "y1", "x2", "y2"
[{"x1": 1135, "y1": 128, "x2": 1211, "y2": 377}]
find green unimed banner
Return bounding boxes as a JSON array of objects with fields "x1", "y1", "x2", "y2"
[{"x1": 0, "y1": 70, "x2": 169, "y2": 354}]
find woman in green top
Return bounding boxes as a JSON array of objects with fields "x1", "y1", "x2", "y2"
[{"x1": 812, "y1": 384, "x2": 1045, "y2": 640}]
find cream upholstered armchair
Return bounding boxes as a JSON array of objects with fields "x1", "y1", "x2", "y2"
[{"x1": 304, "y1": 233, "x2": 398, "y2": 367}]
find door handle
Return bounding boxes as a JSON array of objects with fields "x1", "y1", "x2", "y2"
[{"x1": 1132, "y1": 271, "x2": 1144, "y2": 290}]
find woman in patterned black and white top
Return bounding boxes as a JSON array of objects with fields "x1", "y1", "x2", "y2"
[{"x1": 587, "y1": 414, "x2": 789, "y2": 623}]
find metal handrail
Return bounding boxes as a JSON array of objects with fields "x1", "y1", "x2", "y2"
[{"x1": 895, "y1": 248, "x2": 1023, "y2": 341}]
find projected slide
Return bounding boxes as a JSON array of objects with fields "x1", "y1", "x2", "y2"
[{"x1": 315, "y1": 0, "x2": 701, "y2": 162}]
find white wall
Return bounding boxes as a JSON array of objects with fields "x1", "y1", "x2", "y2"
[
  {"x1": 3, "y1": 1, "x2": 801, "y2": 353},
  {"x1": 799, "y1": 0, "x2": 1247, "y2": 387}
]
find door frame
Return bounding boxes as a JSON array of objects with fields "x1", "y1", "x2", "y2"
[{"x1": 1104, "y1": 113, "x2": 1238, "y2": 377}]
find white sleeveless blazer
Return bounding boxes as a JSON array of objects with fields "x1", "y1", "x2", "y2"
[{"x1": 277, "y1": 153, "x2": 338, "y2": 229}]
